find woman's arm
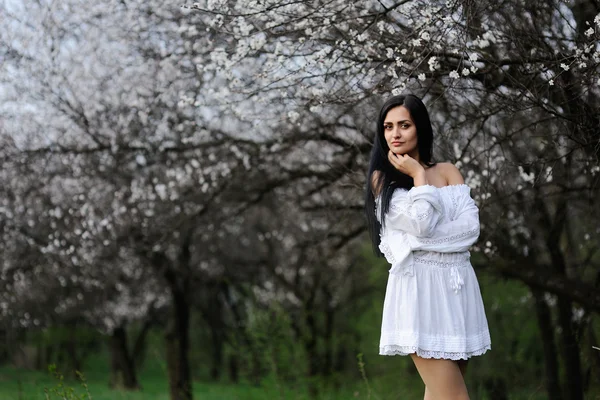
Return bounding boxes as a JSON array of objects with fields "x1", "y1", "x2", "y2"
[
  {"x1": 380, "y1": 184, "x2": 444, "y2": 237},
  {"x1": 407, "y1": 193, "x2": 480, "y2": 252},
  {"x1": 407, "y1": 164, "x2": 479, "y2": 251}
]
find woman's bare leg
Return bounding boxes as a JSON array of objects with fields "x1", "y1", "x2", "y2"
[
  {"x1": 424, "y1": 360, "x2": 468, "y2": 399},
  {"x1": 411, "y1": 354, "x2": 470, "y2": 400},
  {"x1": 424, "y1": 385, "x2": 434, "y2": 400}
]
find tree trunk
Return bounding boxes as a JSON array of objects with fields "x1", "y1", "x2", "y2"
[
  {"x1": 223, "y1": 282, "x2": 262, "y2": 384},
  {"x1": 164, "y1": 268, "x2": 192, "y2": 400},
  {"x1": 35, "y1": 340, "x2": 44, "y2": 370},
  {"x1": 132, "y1": 317, "x2": 154, "y2": 371},
  {"x1": 305, "y1": 311, "x2": 318, "y2": 377},
  {"x1": 209, "y1": 324, "x2": 223, "y2": 381},
  {"x1": 532, "y1": 288, "x2": 562, "y2": 400},
  {"x1": 323, "y1": 304, "x2": 334, "y2": 377},
  {"x1": 588, "y1": 324, "x2": 600, "y2": 386},
  {"x1": 109, "y1": 325, "x2": 140, "y2": 390},
  {"x1": 205, "y1": 285, "x2": 224, "y2": 381},
  {"x1": 556, "y1": 298, "x2": 584, "y2": 400},
  {"x1": 0, "y1": 328, "x2": 8, "y2": 364},
  {"x1": 532, "y1": 189, "x2": 583, "y2": 400},
  {"x1": 65, "y1": 327, "x2": 81, "y2": 378},
  {"x1": 303, "y1": 304, "x2": 320, "y2": 398},
  {"x1": 228, "y1": 354, "x2": 239, "y2": 383}
]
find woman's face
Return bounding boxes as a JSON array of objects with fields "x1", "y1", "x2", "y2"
[{"x1": 383, "y1": 106, "x2": 418, "y2": 157}]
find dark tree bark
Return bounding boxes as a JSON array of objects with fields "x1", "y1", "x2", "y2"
[
  {"x1": 209, "y1": 323, "x2": 224, "y2": 381},
  {"x1": 200, "y1": 282, "x2": 224, "y2": 382},
  {"x1": 303, "y1": 294, "x2": 320, "y2": 398},
  {"x1": 222, "y1": 282, "x2": 262, "y2": 384},
  {"x1": 228, "y1": 354, "x2": 239, "y2": 383},
  {"x1": 64, "y1": 326, "x2": 81, "y2": 378},
  {"x1": 533, "y1": 189, "x2": 584, "y2": 400},
  {"x1": 164, "y1": 278, "x2": 192, "y2": 400},
  {"x1": 532, "y1": 288, "x2": 562, "y2": 400},
  {"x1": 160, "y1": 231, "x2": 193, "y2": 400},
  {"x1": 556, "y1": 298, "x2": 584, "y2": 400},
  {"x1": 0, "y1": 329, "x2": 8, "y2": 364},
  {"x1": 132, "y1": 317, "x2": 154, "y2": 372},
  {"x1": 323, "y1": 293, "x2": 334, "y2": 378},
  {"x1": 586, "y1": 324, "x2": 600, "y2": 391},
  {"x1": 109, "y1": 325, "x2": 140, "y2": 390}
]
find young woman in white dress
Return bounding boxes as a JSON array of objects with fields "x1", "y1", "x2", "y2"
[{"x1": 363, "y1": 94, "x2": 491, "y2": 400}]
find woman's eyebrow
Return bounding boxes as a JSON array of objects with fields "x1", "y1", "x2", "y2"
[{"x1": 383, "y1": 120, "x2": 411, "y2": 124}]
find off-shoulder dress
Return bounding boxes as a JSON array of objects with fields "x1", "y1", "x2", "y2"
[{"x1": 375, "y1": 183, "x2": 491, "y2": 359}]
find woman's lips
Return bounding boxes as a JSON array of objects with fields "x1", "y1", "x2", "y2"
[{"x1": 391, "y1": 142, "x2": 405, "y2": 146}]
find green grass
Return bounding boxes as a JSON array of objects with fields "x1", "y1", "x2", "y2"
[
  {"x1": 0, "y1": 346, "x2": 422, "y2": 400},
  {"x1": 1, "y1": 359, "x2": 595, "y2": 400},
  {"x1": 0, "y1": 364, "x2": 301, "y2": 400},
  {"x1": 2, "y1": 262, "x2": 598, "y2": 400}
]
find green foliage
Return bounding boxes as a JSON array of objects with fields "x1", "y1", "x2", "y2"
[
  {"x1": 1, "y1": 244, "x2": 599, "y2": 399},
  {"x1": 43, "y1": 364, "x2": 92, "y2": 400},
  {"x1": 235, "y1": 302, "x2": 307, "y2": 388}
]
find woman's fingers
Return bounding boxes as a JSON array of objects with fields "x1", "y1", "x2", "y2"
[
  {"x1": 388, "y1": 151, "x2": 405, "y2": 172},
  {"x1": 388, "y1": 150, "x2": 398, "y2": 167}
]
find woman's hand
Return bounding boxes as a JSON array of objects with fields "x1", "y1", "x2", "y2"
[{"x1": 388, "y1": 151, "x2": 426, "y2": 179}]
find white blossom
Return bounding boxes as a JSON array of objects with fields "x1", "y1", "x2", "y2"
[
  {"x1": 428, "y1": 56, "x2": 440, "y2": 71},
  {"x1": 544, "y1": 166, "x2": 553, "y2": 183},
  {"x1": 418, "y1": 73, "x2": 426, "y2": 81},
  {"x1": 518, "y1": 165, "x2": 535, "y2": 184},
  {"x1": 449, "y1": 70, "x2": 460, "y2": 79},
  {"x1": 288, "y1": 110, "x2": 300, "y2": 123}
]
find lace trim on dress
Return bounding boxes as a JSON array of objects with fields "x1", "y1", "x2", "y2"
[
  {"x1": 379, "y1": 344, "x2": 491, "y2": 360},
  {"x1": 390, "y1": 202, "x2": 434, "y2": 221},
  {"x1": 412, "y1": 256, "x2": 470, "y2": 268},
  {"x1": 414, "y1": 228, "x2": 479, "y2": 245},
  {"x1": 378, "y1": 241, "x2": 396, "y2": 264},
  {"x1": 411, "y1": 256, "x2": 467, "y2": 293},
  {"x1": 449, "y1": 187, "x2": 458, "y2": 219}
]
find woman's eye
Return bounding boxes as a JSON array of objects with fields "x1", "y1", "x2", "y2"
[{"x1": 401, "y1": 124, "x2": 409, "y2": 128}]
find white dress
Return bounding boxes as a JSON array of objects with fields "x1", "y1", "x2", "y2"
[{"x1": 375, "y1": 183, "x2": 491, "y2": 360}]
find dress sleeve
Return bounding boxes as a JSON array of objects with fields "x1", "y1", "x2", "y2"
[
  {"x1": 379, "y1": 184, "x2": 444, "y2": 237},
  {"x1": 407, "y1": 185, "x2": 480, "y2": 252}
]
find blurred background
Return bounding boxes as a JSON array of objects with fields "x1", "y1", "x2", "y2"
[{"x1": 1, "y1": 0, "x2": 599, "y2": 399}]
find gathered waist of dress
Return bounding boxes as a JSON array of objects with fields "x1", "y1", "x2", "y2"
[{"x1": 412, "y1": 250, "x2": 471, "y2": 266}]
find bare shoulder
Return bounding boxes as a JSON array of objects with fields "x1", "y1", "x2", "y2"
[{"x1": 437, "y1": 162, "x2": 465, "y2": 185}]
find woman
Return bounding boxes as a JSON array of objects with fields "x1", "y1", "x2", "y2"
[{"x1": 363, "y1": 94, "x2": 491, "y2": 399}]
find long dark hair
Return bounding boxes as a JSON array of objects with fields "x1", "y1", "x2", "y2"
[{"x1": 363, "y1": 94, "x2": 437, "y2": 257}]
